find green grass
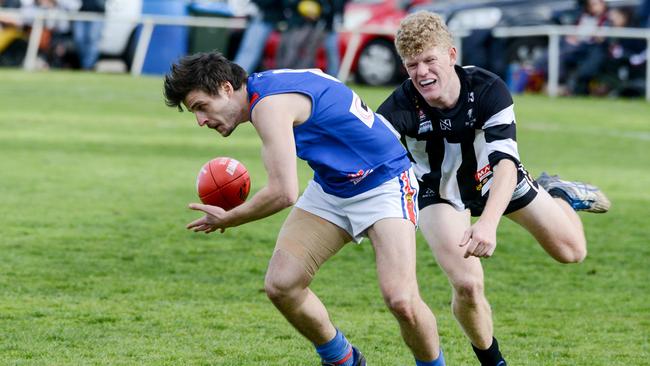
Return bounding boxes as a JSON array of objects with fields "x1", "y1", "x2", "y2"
[{"x1": 0, "y1": 69, "x2": 649, "y2": 365}]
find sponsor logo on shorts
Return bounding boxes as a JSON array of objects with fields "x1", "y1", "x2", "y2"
[
  {"x1": 421, "y1": 187, "x2": 437, "y2": 198},
  {"x1": 512, "y1": 177, "x2": 532, "y2": 200}
]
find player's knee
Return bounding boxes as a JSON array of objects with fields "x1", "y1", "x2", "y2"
[
  {"x1": 383, "y1": 293, "x2": 418, "y2": 324},
  {"x1": 453, "y1": 278, "x2": 485, "y2": 304},
  {"x1": 551, "y1": 237, "x2": 587, "y2": 263},
  {"x1": 556, "y1": 243, "x2": 587, "y2": 263},
  {"x1": 264, "y1": 272, "x2": 300, "y2": 304}
]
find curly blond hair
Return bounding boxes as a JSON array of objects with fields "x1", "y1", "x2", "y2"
[{"x1": 395, "y1": 11, "x2": 454, "y2": 60}]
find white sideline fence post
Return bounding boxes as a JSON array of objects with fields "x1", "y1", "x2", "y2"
[
  {"x1": 130, "y1": 18, "x2": 154, "y2": 77},
  {"x1": 548, "y1": 32, "x2": 560, "y2": 98},
  {"x1": 23, "y1": 14, "x2": 43, "y2": 71}
]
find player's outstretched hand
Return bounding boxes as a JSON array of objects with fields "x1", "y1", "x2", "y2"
[
  {"x1": 459, "y1": 220, "x2": 497, "y2": 258},
  {"x1": 186, "y1": 203, "x2": 228, "y2": 234}
]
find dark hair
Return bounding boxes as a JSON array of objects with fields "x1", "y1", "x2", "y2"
[{"x1": 163, "y1": 52, "x2": 247, "y2": 111}]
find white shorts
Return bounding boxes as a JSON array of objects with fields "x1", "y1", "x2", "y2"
[{"x1": 295, "y1": 168, "x2": 419, "y2": 243}]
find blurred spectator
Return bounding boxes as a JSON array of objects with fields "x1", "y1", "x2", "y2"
[
  {"x1": 629, "y1": 0, "x2": 649, "y2": 70},
  {"x1": 276, "y1": 0, "x2": 326, "y2": 70},
  {"x1": 535, "y1": 0, "x2": 610, "y2": 95},
  {"x1": 607, "y1": 7, "x2": 645, "y2": 62},
  {"x1": 0, "y1": 0, "x2": 27, "y2": 66},
  {"x1": 233, "y1": 0, "x2": 284, "y2": 73},
  {"x1": 321, "y1": 0, "x2": 346, "y2": 76},
  {"x1": 72, "y1": 0, "x2": 104, "y2": 70},
  {"x1": 638, "y1": 0, "x2": 650, "y2": 27},
  {"x1": 563, "y1": 0, "x2": 610, "y2": 94},
  {"x1": 21, "y1": 0, "x2": 81, "y2": 69},
  {"x1": 594, "y1": 6, "x2": 647, "y2": 96}
]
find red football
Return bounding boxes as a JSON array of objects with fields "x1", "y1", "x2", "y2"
[{"x1": 196, "y1": 157, "x2": 251, "y2": 210}]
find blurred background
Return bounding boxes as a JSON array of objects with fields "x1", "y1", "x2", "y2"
[{"x1": 1, "y1": 0, "x2": 648, "y2": 97}]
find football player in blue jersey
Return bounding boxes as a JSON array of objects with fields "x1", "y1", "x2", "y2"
[
  {"x1": 377, "y1": 11, "x2": 611, "y2": 366},
  {"x1": 163, "y1": 52, "x2": 446, "y2": 366}
]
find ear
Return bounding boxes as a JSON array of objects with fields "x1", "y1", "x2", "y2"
[
  {"x1": 220, "y1": 81, "x2": 234, "y2": 97},
  {"x1": 449, "y1": 47, "x2": 457, "y2": 66}
]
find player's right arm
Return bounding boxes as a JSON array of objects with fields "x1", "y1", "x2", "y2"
[{"x1": 187, "y1": 93, "x2": 304, "y2": 233}]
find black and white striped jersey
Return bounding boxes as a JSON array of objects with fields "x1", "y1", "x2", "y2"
[{"x1": 377, "y1": 65, "x2": 521, "y2": 211}]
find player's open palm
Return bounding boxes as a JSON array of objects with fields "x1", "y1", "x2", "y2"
[
  {"x1": 459, "y1": 220, "x2": 498, "y2": 258},
  {"x1": 186, "y1": 203, "x2": 228, "y2": 234}
]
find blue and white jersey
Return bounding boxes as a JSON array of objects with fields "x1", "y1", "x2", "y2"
[{"x1": 248, "y1": 69, "x2": 411, "y2": 198}]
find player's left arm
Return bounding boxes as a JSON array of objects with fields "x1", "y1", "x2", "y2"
[
  {"x1": 461, "y1": 77, "x2": 519, "y2": 258},
  {"x1": 187, "y1": 94, "x2": 302, "y2": 233}
]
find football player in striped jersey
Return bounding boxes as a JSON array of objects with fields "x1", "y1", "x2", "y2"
[{"x1": 378, "y1": 11, "x2": 610, "y2": 366}]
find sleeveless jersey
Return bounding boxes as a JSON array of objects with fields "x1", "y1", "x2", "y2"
[
  {"x1": 247, "y1": 69, "x2": 411, "y2": 198},
  {"x1": 377, "y1": 65, "x2": 521, "y2": 210}
]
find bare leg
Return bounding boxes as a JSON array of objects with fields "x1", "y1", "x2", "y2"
[
  {"x1": 507, "y1": 188, "x2": 586, "y2": 263},
  {"x1": 419, "y1": 204, "x2": 494, "y2": 349},
  {"x1": 264, "y1": 208, "x2": 351, "y2": 344},
  {"x1": 367, "y1": 218, "x2": 441, "y2": 361}
]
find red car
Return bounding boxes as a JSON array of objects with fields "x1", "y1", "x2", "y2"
[
  {"x1": 338, "y1": 0, "x2": 429, "y2": 85},
  {"x1": 256, "y1": 0, "x2": 428, "y2": 85}
]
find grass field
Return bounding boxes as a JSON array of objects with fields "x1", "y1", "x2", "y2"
[{"x1": 0, "y1": 69, "x2": 649, "y2": 366}]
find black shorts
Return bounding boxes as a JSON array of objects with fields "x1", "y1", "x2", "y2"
[{"x1": 419, "y1": 165, "x2": 539, "y2": 217}]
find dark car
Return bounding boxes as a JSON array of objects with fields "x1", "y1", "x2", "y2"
[{"x1": 411, "y1": 0, "x2": 642, "y2": 79}]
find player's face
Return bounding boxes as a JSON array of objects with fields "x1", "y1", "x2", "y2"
[
  {"x1": 403, "y1": 45, "x2": 457, "y2": 105},
  {"x1": 184, "y1": 88, "x2": 241, "y2": 137}
]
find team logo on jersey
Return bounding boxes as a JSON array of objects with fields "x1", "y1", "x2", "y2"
[
  {"x1": 349, "y1": 91, "x2": 374, "y2": 128},
  {"x1": 418, "y1": 120, "x2": 433, "y2": 134},
  {"x1": 440, "y1": 119, "x2": 452, "y2": 130},
  {"x1": 468, "y1": 92, "x2": 475, "y2": 102},
  {"x1": 474, "y1": 164, "x2": 493, "y2": 191},
  {"x1": 475, "y1": 164, "x2": 492, "y2": 182},
  {"x1": 465, "y1": 108, "x2": 476, "y2": 127},
  {"x1": 347, "y1": 169, "x2": 374, "y2": 185},
  {"x1": 416, "y1": 109, "x2": 432, "y2": 134}
]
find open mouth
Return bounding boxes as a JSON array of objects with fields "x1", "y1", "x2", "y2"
[{"x1": 419, "y1": 79, "x2": 437, "y2": 87}]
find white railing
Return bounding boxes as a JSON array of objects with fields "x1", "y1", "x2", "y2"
[
  {"x1": 493, "y1": 25, "x2": 650, "y2": 101},
  {"x1": 1, "y1": 7, "x2": 649, "y2": 101},
  {"x1": 0, "y1": 7, "x2": 247, "y2": 75}
]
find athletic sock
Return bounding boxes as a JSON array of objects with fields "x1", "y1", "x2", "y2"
[
  {"x1": 315, "y1": 329, "x2": 354, "y2": 366},
  {"x1": 472, "y1": 337, "x2": 507, "y2": 366},
  {"x1": 548, "y1": 187, "x2": 572, "y2": 206},
  {"x1": 415, "y1": 349, "x2": 445, "y2": 366}
]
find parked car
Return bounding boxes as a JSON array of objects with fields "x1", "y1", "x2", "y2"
[
  {"x1": 411, "y1": 0, "x2": 642, "y2": 79},
  {"x1": 338, "y1": 0, "x2": 429, "y2": 85},
  {"x1": 98, "y1": 0, "x2": 142, "y2": 69},
  {"x1": 251, "y1": 0, "x2": 428, "y2": 86}
]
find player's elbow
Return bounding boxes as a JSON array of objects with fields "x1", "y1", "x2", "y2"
[
  {"x1": 271, "y1": 187, "x2": 298, "y2": 208},
  {"x1": 278, "y1": 192, "x2": 298, "y2": 208}
]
